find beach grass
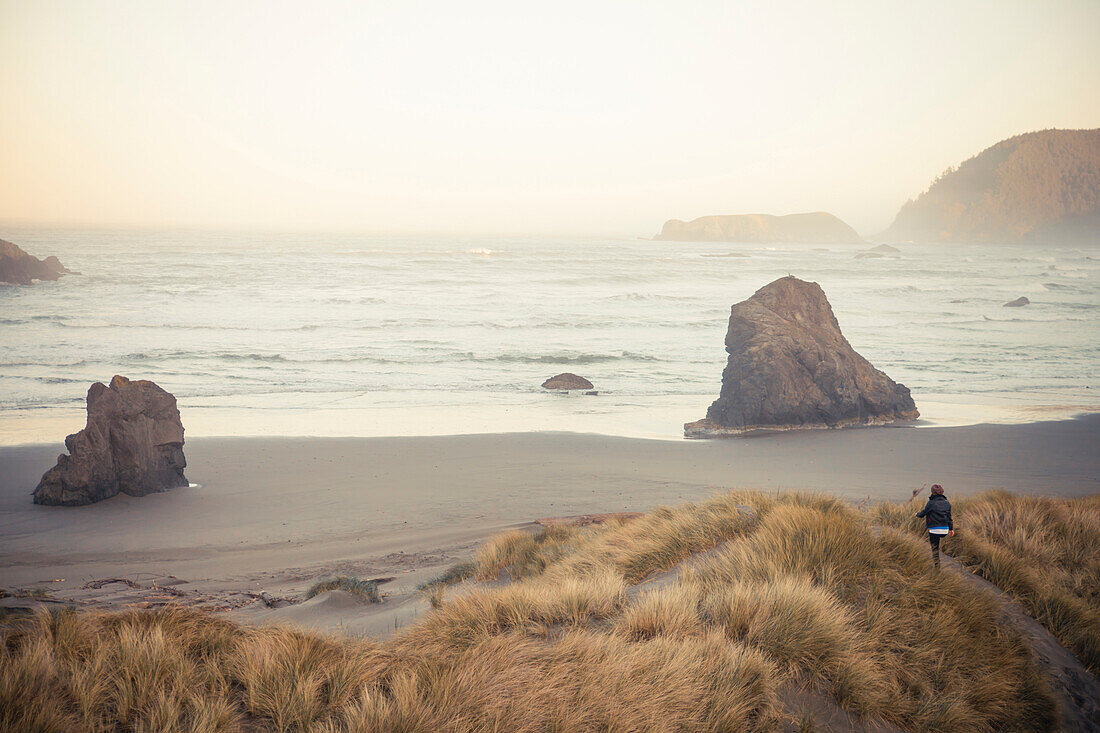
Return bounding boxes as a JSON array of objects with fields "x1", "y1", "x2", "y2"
[
  {"x1": 305, "y1": 577, "x2": 381, "y2": 603},
  {"x1": 2, "y1": 490, "x2": 1083, "y2": 732},
  {"x1": 417, "y1": 560, "x2": 476, "y2": 591}
]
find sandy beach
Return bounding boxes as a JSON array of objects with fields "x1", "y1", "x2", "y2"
[{"x1": 1, "y1": 416, "x2": 1097, "y2": 634}]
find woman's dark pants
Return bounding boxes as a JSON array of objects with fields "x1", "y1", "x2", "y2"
[{"x1": 929, "y1": 533, "x2": 943, "y2": 569}]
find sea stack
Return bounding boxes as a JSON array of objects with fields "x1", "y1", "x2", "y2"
[
  {"x1": 0, "y1": 238, "x2": 69, "y2": 285},
  {"x1": 685, "y1": 277, "x2": 918, "y2": 437},
  {"x1": 33, "y1": 376, "x2": 188, "y2": 506}
]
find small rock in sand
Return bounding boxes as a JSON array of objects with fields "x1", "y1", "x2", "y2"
[
  {"x1": 541, "y1": 373, "x2": 594, "y2": 391},
  {"x1": 1003, "y1": 296, "x2": 1030, "y2": 307}
]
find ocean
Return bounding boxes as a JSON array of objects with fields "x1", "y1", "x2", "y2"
[{"x1": 1, "y1": 229, "x2": 1097, "y2": 444}]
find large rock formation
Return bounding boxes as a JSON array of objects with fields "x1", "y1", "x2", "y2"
[
  {"x1": 655, "y1": 212, "x2": 862, "y2": 244},
  {"x1": 883, "y1": 129, "x2": 1100, "y2": 244},
  {"x1": 685, "y1": 277, "x2": 918, "y2": 437},
  {"x1": 33, "y1": 376, "x2": 188, "y2": 505},
  {"x1": 0, "y1": 238, "x2": 69, "y2": 285}
]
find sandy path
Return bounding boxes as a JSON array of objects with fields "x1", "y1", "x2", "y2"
[{"x1": 943, "y1": 556, "x2": 1100, "y2": 732}]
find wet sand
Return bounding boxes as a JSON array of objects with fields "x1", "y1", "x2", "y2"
[{"x1": 1, "y1": 416, "x2": 1097, "y2": 632}]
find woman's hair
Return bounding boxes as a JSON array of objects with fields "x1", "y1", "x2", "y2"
[{"x1": 930, "y1": 484, "x2": 945, "y2": 495}]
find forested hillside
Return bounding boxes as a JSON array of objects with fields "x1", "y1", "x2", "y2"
[{"x1": 884, "y1": 129, "x2": 1100, "y2": 243}]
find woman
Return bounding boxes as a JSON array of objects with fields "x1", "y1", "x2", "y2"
[{"x1": 915, "y1": 484, "x2": 954, "y2": 569}]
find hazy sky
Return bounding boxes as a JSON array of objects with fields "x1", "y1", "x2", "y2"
[{"x1": 2, "y1": 1, "x2": 1098, "y2": 236}]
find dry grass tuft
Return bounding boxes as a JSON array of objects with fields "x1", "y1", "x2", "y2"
[
  {"x1": 542, "y1": 492, "x2": 759, "y2": 584},
  {"x1": 398, "y1": 569, "x2": 627, "y2": 654},
  {"x1": 470, "y1": 523, "x2": 586, "y2": 581},
  {"x1": 473, "y1": 529, "x2": 540, "y2": 579},
  {"x1": 305, "y1": 576, "x2": 380, "y2": 603},
  {"x1": 702, "y1": 577, "x2": 869, "y2": 679},
  {"x1": 383, "y1": 630, "x2": 780, "y2": 732},
  {"x1": 0, "y1": 604, "x2": 780, "y2": 732},
  {"x1": 418, "y1": 560, "x2": 476, "y2": 590},
  {"x1": 614, "y1": 585, "x2": 702, "y2": 641},
  {"x1": 1, "y1": 606, "x2": 245, "y2": 732}
]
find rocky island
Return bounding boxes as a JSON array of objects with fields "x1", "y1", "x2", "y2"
[
  {"x1": 654, "y1": 212, "x2": 862, "y2": 243},
  {"x1": 34, "y1": 376, "x2": 189, "y2": 505},
  {"x1": 686, "y1": 276, "x2": 918, "y2": 437},
  {"x1": 0, "y1": 238, "x2": 69, "y2": 285},
  {"x1": 883, "y1": 128, "x2": 1100, "y2": 244}
]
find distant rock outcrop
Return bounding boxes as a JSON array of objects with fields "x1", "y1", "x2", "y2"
[
  {"x1": 655, "y1": 212, "x2": 862, "y2": 244},
  {"x1": 0, "y1": 238, "x2": 69, "y2": 285},
  {"x1": 1004, "y1": 297, "x2": 1030, "y2": 307},
  {"x1": 883, "y1": 129, "x2": 1100, "y2": 244},
  {"x1": 855, "y1": 244, "x2": 903, "y2": 259},
  {"x1": 541, "y1": 373, "x2": 594, "y2": 391},
  {"x1": 33, "y1": 376, "x2": 188, "y2": 506},
  {"x1": 685, "y1": 277, "x2": 918, "y2": 437}
]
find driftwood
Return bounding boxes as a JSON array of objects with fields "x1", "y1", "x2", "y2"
[
  {"x1": 9, "y1": 592, "x2": 69, "y2": 604},
  {"x1": 82, "y1": 577, "x2": 186, "y2": 597},
  {"x1": 246, "y1": 591, "x2": 278, "y2": 608},
  {"x1": 366, "y1": 576, "x2": 397, "y2": 585},
  {"x1": 83, "y1": 578, "x2": 143, "y2": 590},
  {"x1": 150, "y1": 581, "x2": 186, "y2": 596}
]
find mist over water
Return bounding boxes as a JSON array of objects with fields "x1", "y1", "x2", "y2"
[{"x1": 1, "y1": 229, "x2": 1097, "y2": 441}]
